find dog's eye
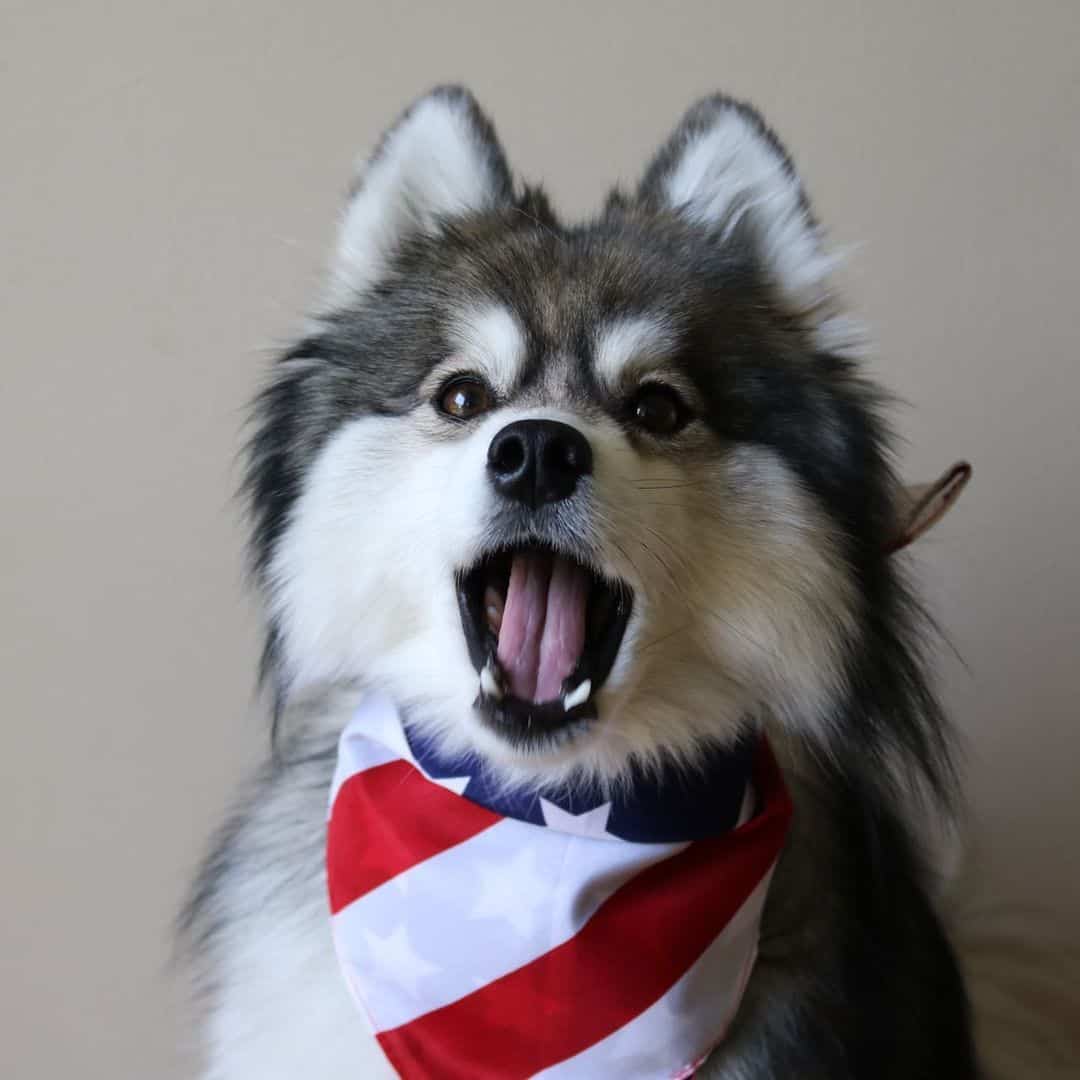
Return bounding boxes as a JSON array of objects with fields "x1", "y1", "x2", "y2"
[
  {"x1": 438, "y1": 377, "x2": 493, "y2": 420},
  {"x1": 628, "y1": 384, "x2": 689, "y2": 435}
]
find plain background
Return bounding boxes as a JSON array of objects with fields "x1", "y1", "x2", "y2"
[{"x1": 2, "y1": 2, "x2": 1077, "y2": 1077}]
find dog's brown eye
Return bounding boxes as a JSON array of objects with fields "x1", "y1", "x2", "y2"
[
  {"x1": 629, "y1": 385, "x2": 689, "y2": 435},
  {"x1": 439, "y1": 377, "x2": 493, "y2": 420}
]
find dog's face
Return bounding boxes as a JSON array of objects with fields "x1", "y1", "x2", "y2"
[{"x1": 252, "y1": 89, "x2": 899, "y2": 786}]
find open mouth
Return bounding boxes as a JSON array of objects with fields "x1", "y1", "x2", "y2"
[{"x1": 457, "y1": 546, "x2": 633, "y2": 745}]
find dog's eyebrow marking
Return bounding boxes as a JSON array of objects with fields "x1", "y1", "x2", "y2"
[
  {"x1": 447, "y1": 304, "x2": 526, "y2": 394},
  {"x1": 594, "y1": 315, "x2": 679, "y2": 389}
]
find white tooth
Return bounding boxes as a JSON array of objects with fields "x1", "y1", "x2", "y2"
[
  {"x1": 563, "y1": 679, "x2": 592, "y2": 711},
  {"x1": 480, "y1": 662, "x2": 503, "y2": 700},
  {"x1": 484, "y1": 585, "x2": 504, "y2": 634}
]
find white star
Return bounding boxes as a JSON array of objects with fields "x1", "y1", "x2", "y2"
[
  {"x1": 431, "y1": 774, "x2": 471, "y2": 796},
  {"x1": 361, "y1": 924, "x2": 439, "y2": 996},
  {"x1": 539, "y1": 798, "x2": 614, "y2": 839},
  {"x1": 469, "y1": 846, "x2": 550, "y2": 936}
]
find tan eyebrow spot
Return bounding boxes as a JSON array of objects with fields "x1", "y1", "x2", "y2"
[
  {"x1": 594, "y1": 315, "x2": 678, "y2": 389},
  {"x1": 446, "y1": 304, "x2": 526, "y2": 394}
]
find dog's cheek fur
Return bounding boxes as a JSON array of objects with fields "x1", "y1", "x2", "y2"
[
  {"x1": 580, "y1": 440, "x2": 855, "y2": 772},
  {"x1": 691, "y1": 447, "x2": 856, "y2": 729},
  {"x1": 269, "y1": 411, "x2": 489, "y2": 716}
]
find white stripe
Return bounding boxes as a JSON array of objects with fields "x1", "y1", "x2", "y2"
[
  {"x1": 332, "y1": 815, "x2": 687, "y2": 1032},
  {"x1": 328, "y1": 692, "x2": 418, "y2": 809},
  {"x1": 532, "y1": 867, "x2": 775, "y2": 1078}
]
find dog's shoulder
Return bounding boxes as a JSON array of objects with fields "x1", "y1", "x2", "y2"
[{"x1": 180, "y1": 698, "x2": 394, "y2": 1080}]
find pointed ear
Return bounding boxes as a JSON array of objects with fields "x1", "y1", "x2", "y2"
[
  {"x1": 328, "y1": 86, "x2": 513, "y2": 300},
  {"x1": 637, "y1": 95, "x2": 855, "y2": 354}
]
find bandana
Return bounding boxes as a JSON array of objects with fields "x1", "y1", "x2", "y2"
[{"x1": 327, "y1": 693, "x2": 792, "y2": 1079}]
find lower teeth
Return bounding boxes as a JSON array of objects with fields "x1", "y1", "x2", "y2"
[
  {"x1": 479, "y1": 660, "x2": 503, "y2": 700},
  {"x1": 562, "y1": 679, "x2": 592, "y2": 710},
  {"x1": 478, "y1": 660, "x2": 592, "y2": 713}
]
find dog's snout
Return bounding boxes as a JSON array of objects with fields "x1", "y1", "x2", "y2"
[{"x1": 487, "y1": 419, "x2": 592, "y2": 508}]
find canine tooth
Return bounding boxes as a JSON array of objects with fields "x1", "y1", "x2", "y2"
[
  {"x1": 563, "y1": 679, "x2": 592, "y2": 711},
  {"x1": 480, "y1": 662, "x2": 503, "y2": 700},
  {"x1": 484, "y1": 585, "x2": 504, "y2": 634}
]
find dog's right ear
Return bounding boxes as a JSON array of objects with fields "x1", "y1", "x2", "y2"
[{"x1": 327, "y1": 87, "x2": 514, "y2": 302}]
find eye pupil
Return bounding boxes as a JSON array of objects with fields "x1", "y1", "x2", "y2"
[
  {"x1": 631, "y1": 386, "x2": 686, "y2": 434},
  {"x1": 439, "y1": 377, "x2": 492, "y2": 420}
]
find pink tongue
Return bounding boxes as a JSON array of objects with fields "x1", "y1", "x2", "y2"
[{"x1": 496, "y1": 552, "x2": 589, "y2": 703}]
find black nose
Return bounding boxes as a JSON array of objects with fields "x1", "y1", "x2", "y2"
[{"x1": 487, "y1": 419, "x2": 593, "y2": 508}]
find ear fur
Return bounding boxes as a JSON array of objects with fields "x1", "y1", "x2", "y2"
[
  {"x1": 638, "y1": 94, "x2": 861, "y2": 355},
  {"x1": 328, "y1": 86, "x2": 513, "y2": 301}
]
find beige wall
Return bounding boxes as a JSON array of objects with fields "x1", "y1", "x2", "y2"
[{"x1": 2, "y1": 3, "x2": 1077, "y2": 1077}]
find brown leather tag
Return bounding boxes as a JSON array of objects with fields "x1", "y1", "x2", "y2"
[{"x1": 886, "y1": 462, "x2": 972, "y2": 555}]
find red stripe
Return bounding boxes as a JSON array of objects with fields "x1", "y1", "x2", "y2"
[
  {"x1": 377, "y1": 739, "x2": 793, "y2": 1080},
  {"x1": 327, "y1": 760, "x2": 502, "y2": 915}
]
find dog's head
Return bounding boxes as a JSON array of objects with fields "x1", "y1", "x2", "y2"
[{"x1": 250, "y1": 88, "x2": 942, "y2": 789}]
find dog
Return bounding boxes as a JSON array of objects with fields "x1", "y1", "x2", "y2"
[{"x1": 182, "y1": 87, "x2": 978, "y2": 1078}]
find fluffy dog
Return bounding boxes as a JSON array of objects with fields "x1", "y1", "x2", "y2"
[{"x1": 182, "y1": 87, "x2": 977, "y2": 1078}]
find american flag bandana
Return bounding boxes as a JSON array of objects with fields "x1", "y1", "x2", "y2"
[{"x1": 327, "y1": 693, "x2": 793, "y2": 1079}]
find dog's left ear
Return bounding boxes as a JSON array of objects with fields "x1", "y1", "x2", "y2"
[{"x1": 636, "y1": 95, "x2": 853, "y2": 354}]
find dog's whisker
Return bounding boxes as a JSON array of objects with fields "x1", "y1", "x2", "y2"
[{"x1": 636, "y1": 623, "x2": 693, "y2": 655}]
